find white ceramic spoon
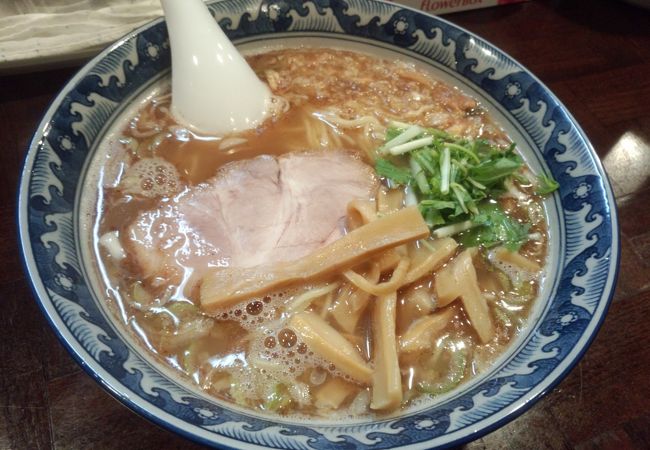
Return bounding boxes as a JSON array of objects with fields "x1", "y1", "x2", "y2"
[{"x1": 161, "y1": 0, "x2": 272, "y2": 135}]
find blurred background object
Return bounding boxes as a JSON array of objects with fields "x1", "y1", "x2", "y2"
[
  {"x1": 0, "y1": 0, "x2": 535, "y2": 73},
  {"x1": 0, "y1": 0, "x2": 162, "y2": 72},
  {"x1": 619, "y1": 0, "x2": 650, "y2": 9},
  {"x1": 394, "y1": 0, "x2": 528, "y2": 15}
]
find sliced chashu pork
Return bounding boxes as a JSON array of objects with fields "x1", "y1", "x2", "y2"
[{"x1": 126, "y1": 151, "x2": 378, "y2": 292}]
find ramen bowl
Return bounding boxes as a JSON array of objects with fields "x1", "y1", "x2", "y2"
[{"x1": 18, "y1": 0, "x2": 619, "y2": 448}]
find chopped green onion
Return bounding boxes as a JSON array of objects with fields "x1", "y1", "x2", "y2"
[
  {"x1": 440, "y1": 146, "x2": 451, "y2": 194},
  {"x1": 373, "y1": 122, "x2": 554, "y2": 245},
  {"x1": 388, "y1": 136, "x2": 434, "y2": 155},
  {"x1": 494, "y1": 306, "x2": 511, "y2": 327},
  {"x1": 375, "y1": 158, "x2": 412, "y2": 185},
  {"x1": 418, "y1": 347, "x2": 468, "y2": 395},
  {"x1": 409, "y1": 158, "x2": 431, "y2": 194},
  {"x1": 446, "y1": 142, "x2": 481, "y2": 164},
  {"x1": 381, "y1": 124, "x2": 423, "y2": 152},
  {"x1": 470, "y1": 157, "x2": 521, "y2": 186},
  {"x1": 405, "y1": 185, "x2": 419, "y2": 206},
  {"x1": 458, "y1": 203, "x2": 530, "y2": 251},
  {"x1": 451, "y1": 184, "x2": 468, "y2": 214},
  {"x1": 535, "y1": 173, "x2": 560, "y2": 195},
  {"x1": 432, "y1": 220, "x2": 475, "y2": 238},
  {"x1": 451, "y1": 158, "x2": 469, "y2": 176},
  {"x1": 467, "y1": 177, "x2": 486, "y2": 190},
  {"x1": 419, "y1": 199, "x2": 456, "y2": 210},
  {"x1": 420, "y1": 199, "x2": 455, "y2": 227},
  {"x1": 412, "y1": 149, "x2": 438, "y2": 175},
  {"x1": 262, "y1": 384, "x2": 291, "y2": 412},
  {"x1": 389, "y1": 120, "x2": 412, "y2": 130}
]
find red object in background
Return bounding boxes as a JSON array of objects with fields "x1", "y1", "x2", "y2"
[{"x1": 388, "y1": 0, "x2": 529, "y2": 15}]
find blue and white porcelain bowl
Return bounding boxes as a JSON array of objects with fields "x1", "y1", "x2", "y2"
[{"x1": 18, "y1": 0, "x2": 619, "y2": 448}]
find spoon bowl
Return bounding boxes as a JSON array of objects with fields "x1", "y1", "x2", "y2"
[{"x1": 161, "y1": 0, "x2": 271, "y2": 134}]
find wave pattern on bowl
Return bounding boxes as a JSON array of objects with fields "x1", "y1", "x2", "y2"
[{"x1": 19, "y1": 0, "x2": 617, "y2": 448}]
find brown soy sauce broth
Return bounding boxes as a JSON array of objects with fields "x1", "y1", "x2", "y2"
[{"x1": 92, "y1": 47, "x2": 547, "y2": 418}]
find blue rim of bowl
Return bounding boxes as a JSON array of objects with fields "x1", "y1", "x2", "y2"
[{"x1": 17, "y1": 0, "x2": 620, "y2": 448}]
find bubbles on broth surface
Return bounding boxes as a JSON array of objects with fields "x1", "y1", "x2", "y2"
[
  {"x1": 210, "y1": 288, "x2": 365, "y2": 392},
  {"x1": 210, "y1": 290, "x2": 290, "y2": 329},
  {"x1": 194, "y1": 287, "x2": 369, "y2": 416},
  {"x1": 118, "y1": 157, "x2": 181, "y2": 198}
]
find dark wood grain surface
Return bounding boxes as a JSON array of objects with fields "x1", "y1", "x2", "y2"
[{"x1": 2, "y1": 1, "x2": 649, "y2": 448}]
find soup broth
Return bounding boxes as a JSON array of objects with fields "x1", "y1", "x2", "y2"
[{"x1": 92, "y1": 48, "x2": 548, "y2": 418}]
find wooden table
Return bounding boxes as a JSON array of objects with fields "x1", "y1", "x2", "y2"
[{"x1": 2, "y1": 1, "x2": 649, "y2": 448}]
